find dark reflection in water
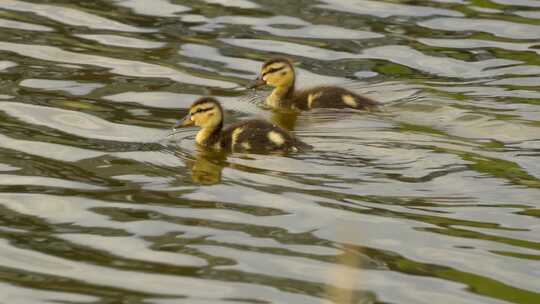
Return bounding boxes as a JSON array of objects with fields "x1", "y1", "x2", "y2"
[
  {"x1": 182, "y1": 148, "x2": 226, "y2": 185},
  {"x1": 269, "y1": 109, "x2": 299, "y2": 131},
  {"x1": 0, "y1": 0, "x2": 539, "y2": 303}
]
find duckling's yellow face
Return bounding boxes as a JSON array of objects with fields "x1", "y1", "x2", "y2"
[
  {"x1": 189, "y1": 101, "x2": 222, "y2": 128},
  {"x1": 176, "y1": 100, "x2": 222, "y2": 130},
  {"x1": 260, "y1": 61, "x2": 295, "y2": 88}
]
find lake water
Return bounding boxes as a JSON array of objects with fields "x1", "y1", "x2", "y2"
[{"x1": 0, "y1": 0, "x2": 539, "y2": 303}]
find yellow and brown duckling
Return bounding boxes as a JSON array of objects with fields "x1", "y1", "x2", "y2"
[
  {"x1": 250, "y1": 57, "x2": 379, "y2": 111},
  {"x1": 174, "y1": 97, "x2": 310, "y2": 153}
]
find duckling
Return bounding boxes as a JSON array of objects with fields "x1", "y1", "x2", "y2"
[
  {"x1": 250, "y1": 57, "x2": 379, "y2": 111},
  {"x1": 174, "y1": 97, "x2": 310, "y2": 153}
]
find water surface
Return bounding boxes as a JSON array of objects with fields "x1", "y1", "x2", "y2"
[{"x1": 0, "y1": 0, "x2": 539, "y2": 303}]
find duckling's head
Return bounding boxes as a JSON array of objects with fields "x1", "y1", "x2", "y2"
[
  {"x1": 175, "y1": 97, "x2": 223, "y2": 130},
  {"x1": 252, "y1": 57, "x2": 295, "y2": 89}
]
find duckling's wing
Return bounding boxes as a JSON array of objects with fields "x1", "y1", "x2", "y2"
[
  {"x1": 294, "y1": 86, "x2": 378, "y2": 110},
  {"x1": 222, "y1": 120, "x2": 306, "y2": 153}
]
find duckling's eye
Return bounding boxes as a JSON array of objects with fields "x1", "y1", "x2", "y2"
[
  {"x1": 192, "y1": 106, "x2": 213, "y2": 115},
  {"x1": 263, "y1": 66, "x2": 286, "y2": 77}
]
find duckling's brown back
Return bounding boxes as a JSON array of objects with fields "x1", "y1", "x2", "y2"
[
  {"x1": 293, "y1": 86, "x2": 379, "y2": 110},
  {"x1": 220, "y1": 120, "x2": 308, "y2": 153}
]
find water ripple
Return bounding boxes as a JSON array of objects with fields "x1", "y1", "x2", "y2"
[
  {"x1": 2, "y1": 0, "x2": 152, "y2": 32},
  {"x1": 0, "y1": 18, "x2": 53, "y2": 32},
  {"x1": 317, "y1": 0, "x2": 464, "y2": 17},
  {"x1": 419, "y1": 17, "x2": 540, "y2": 39},
  {"x1": 0, "y1": 41, "x2": 234, "y2": 88},
  {"x1": 114, "y1": 0, "x2": 191, "y2": 17},
  {"x1": 0, "y1": 102, "x2": 164, "y2": 142}
]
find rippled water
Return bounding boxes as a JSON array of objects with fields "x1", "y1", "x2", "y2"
[{"x1": 0, "y1": 0, "x2": 539, "y2": 303}]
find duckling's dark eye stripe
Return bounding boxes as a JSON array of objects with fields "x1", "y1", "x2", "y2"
[
  {"x1": 192, "y1": 107, "x2": 213, "y2": 115},
  {"x1": 262, "y1": 66, "x2": 286, "y2": 76}
]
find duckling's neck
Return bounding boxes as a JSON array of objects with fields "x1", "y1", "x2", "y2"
[
  {"x1": 268, "y1": 82, "x2": 295, "y2": 109},
  {"x1": 196, "y1": 124, "x2": 222, "y2": 147}
]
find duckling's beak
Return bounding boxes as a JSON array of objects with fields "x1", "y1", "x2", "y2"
[
  {"x1": 247, "y1": 76, "x2": 266, "y2": 89},
  {"x1": 173, "y1": 114, "x2": 194, "y2": 129}
]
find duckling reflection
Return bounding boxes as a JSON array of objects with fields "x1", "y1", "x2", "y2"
[
  {"x1": 174, "y1": 97, "x2": 310, "y2": 153},
  {"x1": 269, "y1": 109, "x2": 298, "y2": 131},
  {"x1": 239, "y1": 92, "x2": 299, "y2": 131},
  {"x1": 250, "y1": 57, "x2": 379, "y2": 111},
  {"x1": 189, "y1": 149, "x2": 226, "y2": 185}
]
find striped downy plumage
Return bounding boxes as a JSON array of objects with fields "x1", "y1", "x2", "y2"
[
  {"x1": 250, "y1": 57, "x2": 379, "y2": 111},
  {"x1": 174, "y1": 97, "x2": 311, "y2": 153}
]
